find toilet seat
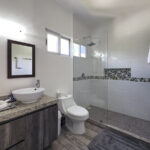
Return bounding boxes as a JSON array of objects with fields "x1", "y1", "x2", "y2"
[{"x1": 67, "y1": 105, "x2": 89, "y2": 120}]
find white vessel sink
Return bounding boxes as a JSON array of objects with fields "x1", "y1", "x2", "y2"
[{"x1": 12, "y1": 88, "x2": 45, "y2": 104}]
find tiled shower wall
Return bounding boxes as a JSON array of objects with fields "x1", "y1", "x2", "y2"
[
  {"x1": 74, "y1": 74, "x2": 150, "y2": 121},
  {"x1": 108, "y1": 80, "x2": 150, "y2": 121},
  {"x1": 73, "y1": 62, "x2": 150, "y2": 122}
]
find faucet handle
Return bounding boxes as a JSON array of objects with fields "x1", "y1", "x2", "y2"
[{"x1": 36, "y1": 79, "x2": 40, "y2": 88}]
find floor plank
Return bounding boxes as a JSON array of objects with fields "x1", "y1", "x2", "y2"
[{"x1": 49, "y1": 121, "x2": 103, "y2": 150}]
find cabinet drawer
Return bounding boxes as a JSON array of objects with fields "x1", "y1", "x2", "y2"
[
  {"x1": 0, "y1": 117, "x2": 26, "y2": 150},
  {"x1": 9, "y1": 117, "x2": 26, "y2": 147},
  {"x1": 0, "y1": 123, "x2": 10, "y2": 150},
  {"x1": 5, "y1": 140, "x2": 25, "y2": 150}
]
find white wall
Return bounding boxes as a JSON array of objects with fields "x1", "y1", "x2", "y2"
[
  {"x1": 0, "y1": 0, "x2": 73, "y2": 97},
  {"x1": 73, "y1": 15, "x2": 91, "y2": 42},
  {"x1": 108, "y1": 12, "x2": 150, "y2": 77}
]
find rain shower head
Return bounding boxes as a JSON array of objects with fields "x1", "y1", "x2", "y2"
[
  {"x1": 82, "y1": 36, "x2": 96, "y2": 47},
  {"x1": 87, "y1": 42, "x2": 96, "y2": 47}
]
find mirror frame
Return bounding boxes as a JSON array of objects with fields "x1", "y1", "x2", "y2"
[{"x1": 7, "y1": 40, "x2": 35, "y2": 78}]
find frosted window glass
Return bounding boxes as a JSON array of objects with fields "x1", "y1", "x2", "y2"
[
  {"x1": 81, "y1": 45, "x2": 86, "y2": 58},
  {"x1": 47, "y1": 33, "x2": 59, "y2": 53},
  {"x1": 60, "y1": 38, "x2": 70, "y2": 56},
  {"x1": 73, "y1": 43, "x2": 80, "y2": 57}
]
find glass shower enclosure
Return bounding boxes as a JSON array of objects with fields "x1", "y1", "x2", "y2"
[{"x1": 73, "y1": 34, "x2": 150, "y2": 141}]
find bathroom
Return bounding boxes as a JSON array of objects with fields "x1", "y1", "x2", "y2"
[{"x1": 0, "y1": 0, "x2": 150, "y2": 149}]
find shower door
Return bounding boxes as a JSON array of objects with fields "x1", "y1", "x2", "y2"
[{"x1": 73, "y1": 34, "x2": 108, "y2": 124}]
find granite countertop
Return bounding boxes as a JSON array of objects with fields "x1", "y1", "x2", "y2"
[{"x1": 0, "y1": 95, "x2": 58, "y2": 124}]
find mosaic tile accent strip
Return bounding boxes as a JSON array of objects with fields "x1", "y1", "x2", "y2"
[
  {"x1": 73, "y1": 68, "x2": 150, "y2": 82},
  {"x1": 104, "y1": 68, "x2": 131, "y2": 80},
  {"x1": 129, "y1": 77, "x2": 150, "y2": 82},
  {"x1": 73, "y1": 76, "x2": 150, "y2": 82},
  {"x1": 73, "y1": 76, "x2": 105, "y2": 81}
]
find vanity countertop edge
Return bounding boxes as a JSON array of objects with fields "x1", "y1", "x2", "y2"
[{"x1": 0, "y1": 95, "x2": 58, "y2": 124}]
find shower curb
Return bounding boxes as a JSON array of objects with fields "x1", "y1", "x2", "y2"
[{"x1": 87, "y1": 119, "x2": 150, "y2": 145}]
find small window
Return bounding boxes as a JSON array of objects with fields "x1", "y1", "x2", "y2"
[
  {"x1": 73, "y1": 43, "x2": 80, "y2": 57},
  {"x1": 60, "y1": 38, "x2": 70, "y2": 56},
  {"x1": 80, "y1": 45, "x2": 86, "y2": 58},
  {"x1": 46, "y1": 29, "x2": 71, "y2": 57},
  {"x1": 47, "y1": 33, "x2": 59, "y2": 53}
]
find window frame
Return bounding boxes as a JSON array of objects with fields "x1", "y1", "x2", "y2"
[
  {"x1": 73, "y1": 42, "x2": 87, "y2": 58},
  {"x1": 60, "y1": 36, "x2": 71, "y2": 57},
  {"x1": 73, "y1": 43, "x2": 80, "y2": 57},
  {"x1": 80, "y1": 45, "x2": 87, "y2": 58},
  {"x1": 47, "y1": 32, "x2": 59, "y2": 54},
  {"x1": 46, "y1": 28, "x2": 71, "y2": 57}
]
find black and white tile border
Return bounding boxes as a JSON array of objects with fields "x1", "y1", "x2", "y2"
[
  {"x1": 73, "y1": 68, "x2": 150, "y2": 82},
  {"x1": 104, "y1": 68, "x2": 131, "y2": 79},
  {"x1": 73, "y1": 76, "x2": 150, "y2": 82}
]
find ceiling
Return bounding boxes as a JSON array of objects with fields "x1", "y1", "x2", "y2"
[{"x1": 56, "y1": 0, "x2": 150, "y2": 25}]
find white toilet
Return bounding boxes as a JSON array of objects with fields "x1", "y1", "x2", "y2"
[{"x1": 58, "y1": 94, "x2": 89, "y2": 134}]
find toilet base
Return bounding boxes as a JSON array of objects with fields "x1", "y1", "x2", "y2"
[{"x1": 65, "y1": 117, "x2": 86, "y2": 134}]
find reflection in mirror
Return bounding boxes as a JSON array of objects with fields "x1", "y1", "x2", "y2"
[
  {"x1": 8, "y1": 40, "x2": 35, "y2": 78},
  {"x1": 12, "y1": 44, "x2": 32, "y2": 75}
]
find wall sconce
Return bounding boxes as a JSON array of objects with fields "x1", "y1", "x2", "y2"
[{"x1": 0, "y1": 18, "x2": 25, "y2": 39}]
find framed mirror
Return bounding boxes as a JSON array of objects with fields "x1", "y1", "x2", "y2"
[{"x1": 7, "y1": 40, "x2": 35, "y2": 78}]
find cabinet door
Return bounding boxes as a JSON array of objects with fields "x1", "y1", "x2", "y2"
[
  {"x1": 43, "y1": 105, "x2": 58, "y2": 149},
  {"x1": 9, "y1": 117, "x2": 26, "y2": 147},
  {"x1": 0, "y1": 123, "x2": 10, "y2": 150},
  {"x1": 0, "y1": 117, "x2": 25, "y2": 150},
  {"x1": 25, "y1": 110, "x2": 44, "y2": 150}
]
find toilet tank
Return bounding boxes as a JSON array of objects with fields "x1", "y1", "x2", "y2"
[{"x1": 58, "y1": 95, "x2": 76, "y2": 114}]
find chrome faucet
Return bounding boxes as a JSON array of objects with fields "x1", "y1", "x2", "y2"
[{"x1": 35, "y1": 80, "x2": 40, "y2": 88}]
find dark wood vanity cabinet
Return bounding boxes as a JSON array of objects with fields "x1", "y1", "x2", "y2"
[
  {"x1": 25, "y1": 110, "x2": 44, "y2": 150},
  {"x1": 0, "y1": 117, "x2": 26, "y2": 150},
  {"x1": 0, "y1": 104, "x2": 58, "y2": 150},
  {"x1": 43, "y1": 105, "x2": 58, "y2": 148}
]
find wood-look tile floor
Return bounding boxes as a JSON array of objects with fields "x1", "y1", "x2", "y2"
[{"x1": 49, "y1": 122, "x2": 104, "y2": 150}]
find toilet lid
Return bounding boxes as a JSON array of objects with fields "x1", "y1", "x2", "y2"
[{"x1": 67, "y1": 105, "x2": 88, "y2": 117}]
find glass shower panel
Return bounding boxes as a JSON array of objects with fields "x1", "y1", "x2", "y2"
[{"x1": 73, "y1": 34, "x2": 108, "y2": 124}]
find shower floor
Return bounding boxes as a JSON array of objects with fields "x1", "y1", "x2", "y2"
[{"x1": 88, "y1": 105, "x2": 150, "y2": 141}]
